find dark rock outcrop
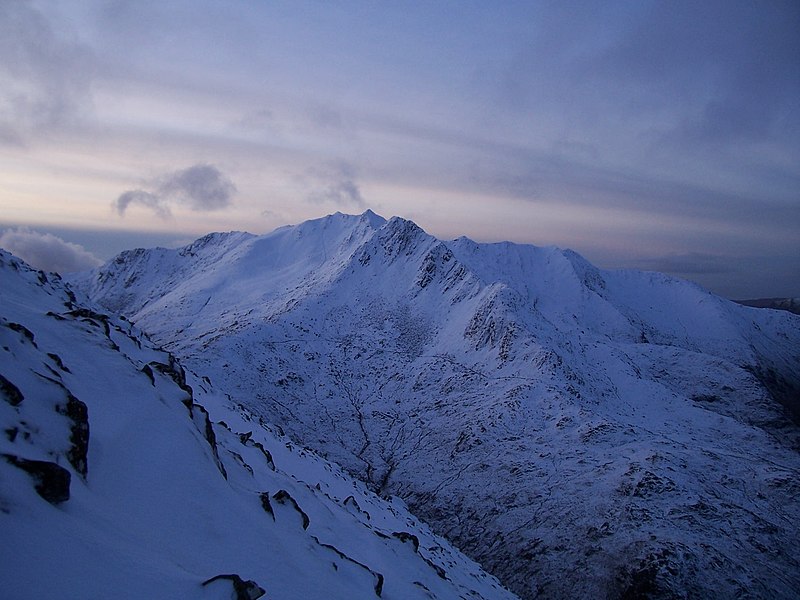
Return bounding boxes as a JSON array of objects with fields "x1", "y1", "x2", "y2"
[
  {"x1": 0, "y1": 374, "x2": 24, "y2": 406},
  {"x1": 312, "y1": 536, "x2": 384, "y2": 597},
  {"x1": 3, "y1": 454, "x2": 71, "y2": 504},
  {"x1": 201, "y1": 574, "x2": 266, "y2": 600},
  {"x1": 6, "y1": 322, "x2": 37, "y2": 347},
  {"x1": 183, "y1": 400, "x2": 227, "y2": 479},
  {"x1": 56, "y1": 394, "x2": 89, "y2": 478},
  {"x1": 392, "y1": 531, "x2": 420, "y2": 552},
  {"x1": 259, "y1": 492, "x2": 275, "y2": 520},
  {"x1": 273, "y1": 489, "x2": 310, "y2": 530}
]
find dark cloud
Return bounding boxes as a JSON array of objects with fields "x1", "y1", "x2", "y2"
[
  {"x1": 490, "y1": 1, "x2": 800, "y2": 150},
  {"x1": 156, "y1": 164, "x2": 236, "y2": 210},
  {"x1": 115, "y1": 164, "x2": 236, "y2": 218},
  {"x1": 455, "y1": 134, "x2": 800, "y2": 248},
  {"x1": 115, "y1": 190, "x2": 168, "y2": 217},
  {"x1": 0, "y1": 228, "x2": 102, "y2": 273},
  {"x1": 345, "y1": 103, "x2": 797, "y2": 239},
  {"x1": 0, "y1": 2, "x2": 95, "y2": 145},
  {"x1": 303, "y1": 162, "x2": 366, "y2": 208},
  {"x1": 643, "y1": 3, "x2": 800, "y2": 147}
]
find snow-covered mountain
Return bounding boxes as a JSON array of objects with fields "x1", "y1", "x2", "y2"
[
  {"x1": 71, "y1": 211, "x2": 800, "y2": 599},
  {"x1": 0, "y1": 249, "x2": 518, "y2": 600}
]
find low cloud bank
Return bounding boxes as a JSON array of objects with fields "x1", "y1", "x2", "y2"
[{"x1": 0, "y1": 228, "x2": 102, "y2": 273}]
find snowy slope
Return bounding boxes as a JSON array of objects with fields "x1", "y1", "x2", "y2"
[
  {"x1": 71, "y1": 211, "x2": 800, "y2": 599},
  {"x1": 0, "y1": 249, "x2": 518, "y2": 600}
]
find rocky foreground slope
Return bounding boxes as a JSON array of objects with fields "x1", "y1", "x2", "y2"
[
  {"x1": 0, "y1": 248, "x2": 517, "y2": 600},
  {"x1": 73, "y1": 211, "x2": 800, "y2": 598}
]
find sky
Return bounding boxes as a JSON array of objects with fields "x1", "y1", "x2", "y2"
[{"x1": 1, "y1": 0, "x2": 798, "y2": 299}]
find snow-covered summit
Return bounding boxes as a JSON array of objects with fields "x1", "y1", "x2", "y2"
[{"x1": 71, "y1": 211, "x2": 800, "y2": 599}]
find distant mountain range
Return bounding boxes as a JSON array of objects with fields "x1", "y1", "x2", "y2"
[
  {"x1": 65, "y1": 211, "x2": 800, "y2": 598},
  {"x1": 736, "y1": 297, "x2": 800, "y2": 316}
]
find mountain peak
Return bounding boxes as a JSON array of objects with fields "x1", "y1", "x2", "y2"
[
  {"x1": 290, "y1": 210, "x2": 387, "y2": 238},
  {"x1": 359, "y1": 208, "x2": 387, "y2": 227}
]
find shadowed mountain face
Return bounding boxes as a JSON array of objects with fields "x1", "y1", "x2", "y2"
[{"x1": 72, "y1": 211, "x2": 800, "y2": 599}]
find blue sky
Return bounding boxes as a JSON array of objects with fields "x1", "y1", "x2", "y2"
[{"x1": 1, "y1": 0, "x2": 798, "y2": 299}]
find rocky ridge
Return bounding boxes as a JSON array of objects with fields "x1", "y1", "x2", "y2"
[{"x1": 0, "y1": 248, "x2": 517, "y2": 600}]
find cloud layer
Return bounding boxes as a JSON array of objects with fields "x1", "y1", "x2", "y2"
[
  {"x1": 0, "y1": 228, "x2": 102, "y2": 273},
  {"x1": 0, "y1": 1, "x2": 95, "y2": 145},
  {"x1": 115, "y1": 164, "x2": 236, "y2": 218},
  {"x1": 2, "y1": 1, "x2": 798, "y2": 298}
]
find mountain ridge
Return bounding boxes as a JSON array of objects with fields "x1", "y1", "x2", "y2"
[
  {"x1": 70, "y1": 210, "x2": 800, "y2": 599},
  {"x1": 0, "y1": 247, "x2": 517, "y2": 599}
]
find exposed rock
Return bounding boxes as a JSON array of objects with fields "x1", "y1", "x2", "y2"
[
  {"x1": 614, "y1": 545, "x2": 700, "y2": 600},
  {"x1": 5, "y1": 322, "x2": 37, "y2": 347},
  {"x1": 149, "y1": 359, "x2": 194, "y2": 398},
  {"x1": 56, "y1": 394, "x2": 89, "y2": 478},
  {"x1": 273, "y1": 489, "x2": 310, "y2": 530},
  {"x1": 65, "y1": 308, "x2": 111, "y2": 336},
  {"x1": 3, "y1": 454, "x2": 71, "y2": 504},
  {"x1": 201, "y1": 574, "x2": 266, "y2": 600},
  {"x1": 632, "y1": 471, "x2": 676, "y2": 499},
  {"x1": 312, "y1": 536, "x2": 384, "y2": 597},
  {"x1": 239, "y1": 432, "x2": 275, "y2": 470},
  {"x1": 141, "y1": 364, "x2": 155, "y2": 385},
  {"x1": 0, "y1": 374, "x2": 24, "y2": 406},
  {"x1": 746, "y1": 363, "x2": 800, "y2": 425},
  {"x1": 46, "y1": 353, "x2": 71, "y2": 373},
  {"x1": 259, "y1": 492, "x2": 275, "y2": 520},
  {"x1": 392, "y1": 531, "x2": 420, "y2": 553},
  {"x1": 184, "y1": 401, "x2": 227, "y2": 480}
]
